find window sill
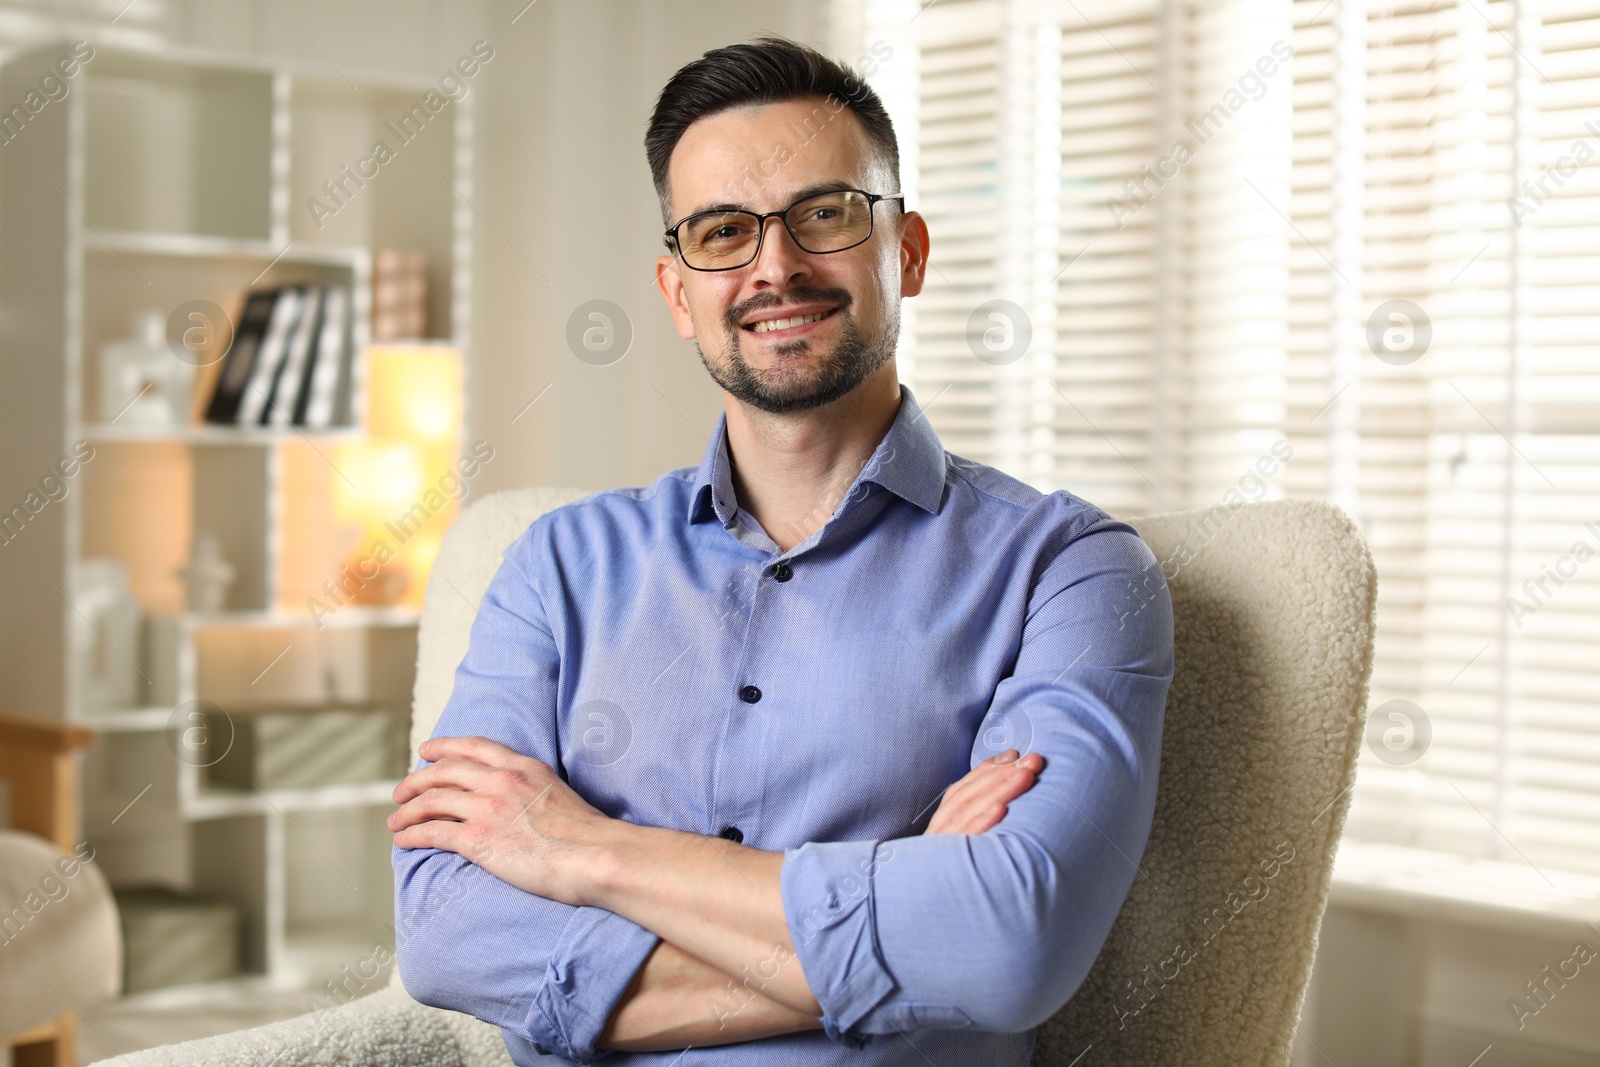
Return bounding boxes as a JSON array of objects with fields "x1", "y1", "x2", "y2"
[{"x1": 1328, "y1": 841, "x2": 1600, "y2": 937}]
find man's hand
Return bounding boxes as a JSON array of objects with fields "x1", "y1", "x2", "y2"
[
  {"x1": 389, "y1": 735, "x2": 612, "y2": 908},
  {"x1": 923, "y1": 749, "x2": 1045, "y2": 836}
]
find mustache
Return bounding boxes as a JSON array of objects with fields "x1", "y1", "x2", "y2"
[{"x1": 725, "y1": 287, "x2": 853, "y2": 332}]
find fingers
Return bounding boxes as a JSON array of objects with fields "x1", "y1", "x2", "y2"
[
  {"x1": 392, "y1": 817, "x2": 470, "y2": 853},
  {"x1": 986, "y1": 749, "x2": 1044, "y2": 772},
  {"x1": 417, "y1": 735, "x2": 521, "y2": 767},
  {"x1": 957, "y1": 750, "x2": 1044, "y2": 800},
  {"x1": 964, "y1": 754, "x2": 1041, "y2": 810},
  {"x1": 924, "y1": 749, "x2": 1045, "y2": 836},
  {"x1": 389, "y1": 786, "x2": 477, "y2": 832},
  {"x1": 392, "y1": 757, "x2": 501, "y2": 804}
]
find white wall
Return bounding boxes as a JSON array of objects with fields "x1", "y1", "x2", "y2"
[{"x1": 456, "y1": 0, "x2": 823, "y2": 496}]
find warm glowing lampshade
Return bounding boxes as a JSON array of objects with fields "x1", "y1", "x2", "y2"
[
  {"x1": 334, "y1": 442, "x2": 426, "y2": 523},
  {"x1": 365, "y1": 344, "x2": 462, "y2": 441},
  {"x1": 329, "y1": 344, "x2": 463, "y2": 609}
]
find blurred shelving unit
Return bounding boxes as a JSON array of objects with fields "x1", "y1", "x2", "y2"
[{"x1": 0, "y1": 37, "x2": 472, "y2": 995}]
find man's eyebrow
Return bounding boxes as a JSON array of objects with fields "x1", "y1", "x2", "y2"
[{"x1": 683, "y1": 180, "x2": 859, "y2": 220}]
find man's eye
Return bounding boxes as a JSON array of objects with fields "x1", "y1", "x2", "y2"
[{"x1": 696, "y1": 222, "x2": 752, "y2": 244}]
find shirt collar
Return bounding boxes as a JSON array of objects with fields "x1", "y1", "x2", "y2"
[{"x1": 687, "y1": 384, "x2": 946, "y2": 526}]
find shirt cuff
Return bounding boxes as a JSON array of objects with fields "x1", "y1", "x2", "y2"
[
  {"x1": 509, "y1": 905, "x2": 662, "y2": 1063},
  {"x1": 780, "y1": 839, "x2": 899, "y2": 1048}
]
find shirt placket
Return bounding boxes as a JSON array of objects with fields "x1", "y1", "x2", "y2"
[{"x1": 706, "y1": 547, "x2": 800, "y2": 850}]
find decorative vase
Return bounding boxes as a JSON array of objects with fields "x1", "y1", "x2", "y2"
[
  {"x1": 176, "y1": 532, "x2": 236, "y2": 613},
  {"x1": 99, "y1": 309, "x2": 191, "y2": 426},
  {"x1": 73, "y1": 558, "x2": 142, "y2": 711}
]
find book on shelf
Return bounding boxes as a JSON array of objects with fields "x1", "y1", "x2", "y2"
[
  {"x1": 297, "y1": 286, "x2": 347, "y2": 425},
  {"x1": 204, "y1": 285, "x2": 354, "y2": 428},
  {"x1": 264, "y1": 285, "x2": 322, "y2": 427},
  {"x1": 203, "y1": 289, "x2": 277, "y2": 423},
  {"x1": 233, "y1": 287, "x2": 301, "y2": 425}
]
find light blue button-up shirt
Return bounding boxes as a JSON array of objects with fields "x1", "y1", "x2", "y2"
[{"x1": 393, "y1": 384, "x2": 1173, "y2": 1065}]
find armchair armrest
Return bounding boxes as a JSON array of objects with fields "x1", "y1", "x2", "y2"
[{"x1": 84, "y1": 987, "x2": 515, "y2": 1067}]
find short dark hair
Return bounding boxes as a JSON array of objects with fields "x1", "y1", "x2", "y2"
[{"x1": 644, "y1": 35, "x2": 901, "y2": 228}]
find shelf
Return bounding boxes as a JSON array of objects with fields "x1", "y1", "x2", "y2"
[
  {"x1": 1, "y1": 35, "x2": 467, "y2": 994},
  {"x1": 83, "y1": 424, "x2": 363, "y2": 445},
  {"x1": 85, "y1": 967, "x2": 320, "y2": 1013},
  {"x1": 71, "y1": 706, "x2": 176, "y2": 733},
  {"x1": 75, "y1": 693, "x2": 414, "y2": 731},
  {"x1": 91, "y1": 37, "x2": 460, "y2": 96},
  {"x1": 177, "y1": 607, "x2": 422, "y2": 629},
  {"x1": 82, "y1": 230, "x2": 370, "y2": 266},
  {"x1": 80, "y1": 920, "x2": 394, "y2": 1021},
  {"x1": 187, "y1": 778, "x2": 402, "y2": 821}
]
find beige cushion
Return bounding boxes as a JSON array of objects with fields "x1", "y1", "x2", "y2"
[
  {"x1": 80, "y1": 984, "x2": 483, "y2": 1067},
  {"x1": 1036, "y1": 499, "x2": 1375, "y2": 1064},
  {"x1": 0, "y1": 829, "x2": 122, "y2": 1039},
  {"x1": 405, "y1": 486, "x2": 596, "y2": 770}
]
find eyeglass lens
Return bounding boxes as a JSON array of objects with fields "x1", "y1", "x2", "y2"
[{"x1": 678, "y1": 190, "x2": 875, "y2": 269}]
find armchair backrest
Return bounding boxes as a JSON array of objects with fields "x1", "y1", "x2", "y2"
[
  {"x1": 1036, "y1": 499, "x2": 1375, "y2": 1065},
  {"x1": 407, "y1": 487, "x2": 596, "y2": 761}
]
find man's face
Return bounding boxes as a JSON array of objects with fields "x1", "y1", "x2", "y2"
[{"x1": 654, "y1": 97, "x2": 928, "y2": 415}]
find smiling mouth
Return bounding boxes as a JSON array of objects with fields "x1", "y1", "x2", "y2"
[{"x1": 742, "y1": 307, "x2": 840, "y2": 336}]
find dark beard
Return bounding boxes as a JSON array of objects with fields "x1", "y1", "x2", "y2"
[{"x1": 697, "y1": 288, "x2": 898, "y2": 415}]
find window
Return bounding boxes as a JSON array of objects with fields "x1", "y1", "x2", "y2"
[{"x1": 833, "y1": 0, "x2": 1600, "y2": 876}]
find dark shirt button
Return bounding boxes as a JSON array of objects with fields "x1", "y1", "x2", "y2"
[
  {"x1": 772, "y1": 561, "x2": 792, "y2": 582},
  {"x1": 719, "y1": 825, "x2": 744, "y2": 843},
  {"x1": 739, "y1": 684, "x2": 762, "y2": 704}
]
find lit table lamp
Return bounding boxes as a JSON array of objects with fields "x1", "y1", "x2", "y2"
[{"x1": 333, "y1": 344, "x2": 463, "y2": 610}]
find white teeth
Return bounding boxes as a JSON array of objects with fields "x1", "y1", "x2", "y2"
[{"x1": 750, "y1": 310, "x2": 829, "y2": 333}]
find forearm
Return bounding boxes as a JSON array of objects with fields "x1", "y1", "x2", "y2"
[
  {"x1": 594, "y1": 747, "x2": 1052, "y2": 1050},
  {"x1": 394, "y1": 845, "x2": 669, "y2": 1063},
  {"x1": 590, "y1": 821, "x2": 822, "y2": 1017},
  {"x1": 598, "y1": 938, "x2": 824, "y2": 1051}
]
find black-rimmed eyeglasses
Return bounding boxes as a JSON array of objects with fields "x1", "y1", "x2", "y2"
[{"x1": 665, "y1": 188, "x2": 904, "y2": 272}]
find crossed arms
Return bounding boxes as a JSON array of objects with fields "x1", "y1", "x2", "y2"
[
  {"x1": 390, "y1": 523, "x2": 1172, "y2": 1061},
  {"x1": 392, "y1": 733, "x2": 1045, "y2": 1051}
]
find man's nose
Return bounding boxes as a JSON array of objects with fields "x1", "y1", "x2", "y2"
[{"x1": 747, "y1": 215, "x2": 813, "y2": 286}]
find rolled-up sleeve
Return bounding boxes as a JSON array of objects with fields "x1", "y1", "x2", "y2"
[
  {"x1": 780, "y1": 521, "x2": 1173, "y2": 1044},
  {"x1": 393, "y1": 525, "x2": 661, "y2": 1064}
]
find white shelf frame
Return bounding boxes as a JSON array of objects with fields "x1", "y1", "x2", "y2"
[{"x1": 0, "y1": 36, "x2": 471, "y2": 995}]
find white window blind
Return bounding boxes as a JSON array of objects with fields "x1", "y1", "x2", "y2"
[{"x1": 834, "y1": 0, "x2": 1600, "y2": 876}]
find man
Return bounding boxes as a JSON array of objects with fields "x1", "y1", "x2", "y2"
[{"x1": 390, "y1": 35, "x2": 1173, "y2": 1066}]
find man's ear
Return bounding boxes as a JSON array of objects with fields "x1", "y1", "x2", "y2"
[
  {"x1": 897, "y1": 210, "x2": 931, "y2": 300},
  {"x1": 655, "y1": 254, "x2": 697, "y2": 339}
]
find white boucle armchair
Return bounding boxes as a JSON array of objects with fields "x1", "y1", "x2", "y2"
[{"x1": 91, "y1": 492, "x2": 1375, "y2": 1067}]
